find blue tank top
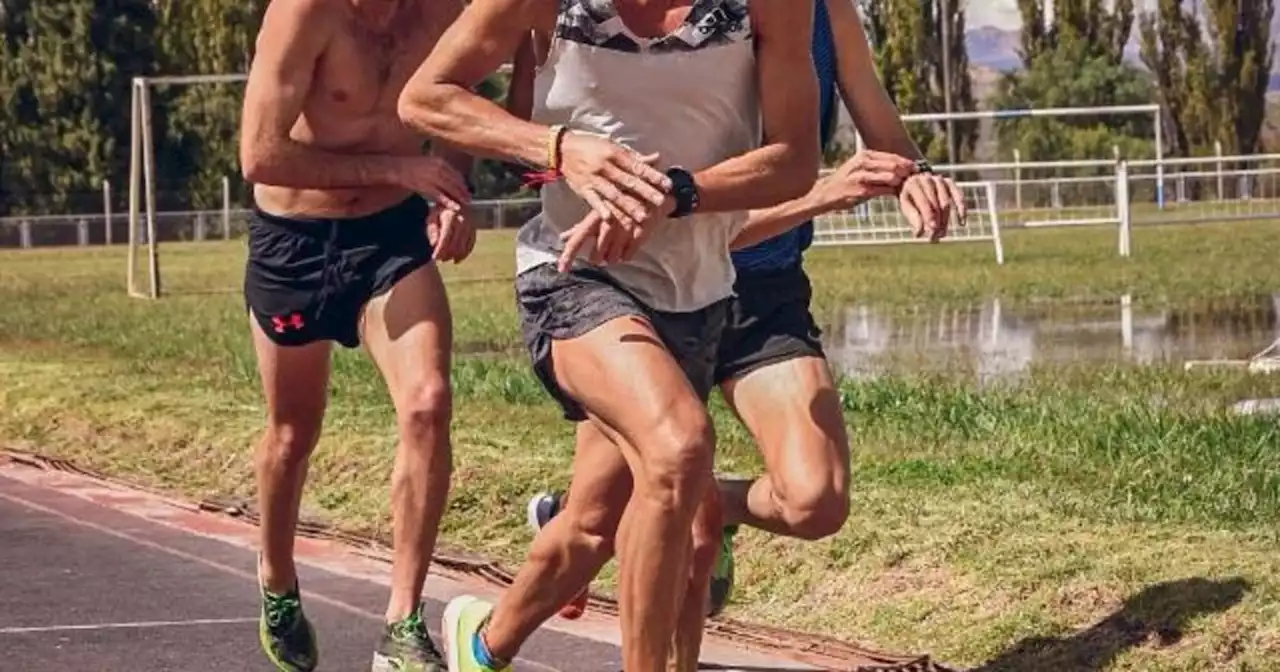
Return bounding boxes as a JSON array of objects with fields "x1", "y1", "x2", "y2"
[{"x1": 730, "y1": 0, "x2": 838, "y2": 273}]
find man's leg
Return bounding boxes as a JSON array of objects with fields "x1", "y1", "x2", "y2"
[
  {"x1": 719, "y1": 355, "x2": 850, "y2": 539},
  {"x1": 251, "y1": 315, "x2": 330, "y2": 672},
  {"x1": 480, "y1": 422, "x2": 631, "y2": 660},
  {"x1": 563, "y1": 320, "x2": 717, "y2": 672},
  {"x1": 361, "y1": 264, "x2": 454, "y2": 668},
  {"x1": 453, "y1": 316, "x2": 714, "y2": 672},
  {"x1": 669, "y1": 488, "x2": 723, "y2": 672}
]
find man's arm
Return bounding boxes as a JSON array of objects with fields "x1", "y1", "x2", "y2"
[
  {"x1": 505, "y1": 32, "x2": 537, "y2": 121},
  {"x1": 239, "y1": 0, "x2": 410, "y2": 189},
  {"x1": 689, "y1": 0, "x2": 820, "y2": 214},
  {"x1": 422, "y1": 0, "x2": 475, "y2": 182},
  {"x1": 398, "y1": 0, "x2": 558, "y2": 168},
  {"x1": 825, "y1": 0, "x2": 923, "y2": 159}
]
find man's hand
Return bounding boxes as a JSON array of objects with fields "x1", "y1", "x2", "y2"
[
  {"x1": 555, "y1": 192, "x2": 674, "y2": 272},
  {"x1": 899, "y1": 172, "x2": 967, "y2": 243},
  {"x1": 814, "y1": 150, "x2": 917, "y2": 211},
  {"x1": 558, "y1": 132, "x2": 672, "y2": 228},
  {"x1": 395, "y1": 156, "x2": 473, "y2": 212},
  {"x1": 428, "y1": 206, "x2": 476, "y2": 263}
]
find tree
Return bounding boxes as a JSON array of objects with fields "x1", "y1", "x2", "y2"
[
  {"x1": 0, "y1": 0, "x2": 157, "y2": 215},
  {"x1": 857, "y1": 0, "x2": 978, "y2": 164},
  {"x1": 992, "y1": 39, "x2": 1155, "y2": 166},
  {"x1": 1139, "y1": 0, "x2": 1274, "y2": 156},
  {"x1": 1017, "y1": 0, "x2": 1134, "y2": 67},
  {"x1": 154, "y1": 0, "x2": 267, "y2": 209}
]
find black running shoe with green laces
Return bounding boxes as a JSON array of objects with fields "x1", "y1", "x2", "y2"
[
  {"x1": 258, "y1": 582, "x2": 319, "y2": 671},
  {"x1": 371, "y1": 607, "x2": 446, "y2": 672}
]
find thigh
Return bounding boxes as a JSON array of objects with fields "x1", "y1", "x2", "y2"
[
  {"x1": 249, "y1": 312, "x2": 331, "y2": 433},
  {"x1": 555, "y1": 314, "x2": 708, "y2": 465},
  {"x1": 359, "y1": 263, "x2": 452, "y2": 410},
  {"x1": 721, "y1": 355, "x2": 849, "y2": 495}
]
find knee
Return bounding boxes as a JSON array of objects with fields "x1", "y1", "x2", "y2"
[
  {"x1": 566, "y1": 503, "x2": 621, "y2": 558},
  {"x1": 777, "y1": 479, "x2": 849, "y2": 541},
  {"x1": 640, "y1": 411, "x2": 715, "y2": 511},
  {"x1": 396, "y1": 379, "x2": 452, "y2": 448},
  {"x1": 260, "y1": 420, "x2": 321, "y2": 469}
]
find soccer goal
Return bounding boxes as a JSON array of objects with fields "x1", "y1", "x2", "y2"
[
  {"x1": 127, "y1": 74, "x2": 247, "y2": 300},
  {"x1": 811, "y1": 180, "x2": 1006, "y2": 264}
]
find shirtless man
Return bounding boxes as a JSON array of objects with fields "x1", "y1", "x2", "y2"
[
  {"x1": 238, "y1": 1, "x2": 474, "y2": 670},
  {"x1": 397, "y1": 0, "x2": 823, "y2": 669}
]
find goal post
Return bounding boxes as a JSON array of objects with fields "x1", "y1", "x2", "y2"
[{"x1": 128, "y1": 74, "x2": 248, "y2": 300}]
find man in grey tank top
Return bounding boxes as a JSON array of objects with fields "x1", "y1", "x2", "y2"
[{"x1": 398, "y1": 0, "x2": 821, "y2": 670}]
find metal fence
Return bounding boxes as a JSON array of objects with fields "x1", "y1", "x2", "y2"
[
  {"x1": 5, "y1": 153, "x2": 1280, "y2": 255},
  {"x1": 0, "y1": 197, "x2": 542, "y2": 249}
]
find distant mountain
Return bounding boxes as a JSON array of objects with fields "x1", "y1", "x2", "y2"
[
  {"x1": 965, "y1": 25, "x2": 1023, "y2": 72},
  {"x1": 965, "y1": 16, "x2": 1280, "y2": 89}
]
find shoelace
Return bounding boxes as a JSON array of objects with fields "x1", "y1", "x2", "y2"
[
  {"x1": 392, "y1": 614, "x2": 442, "y2": 660},
  {"x1": 264, "y1": 592, "x2": 301, "y2": 630}
]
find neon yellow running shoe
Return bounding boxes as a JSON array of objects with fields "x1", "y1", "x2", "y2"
[{"x1": 441, "y1": 596, "x2": 512, "y2": 672}]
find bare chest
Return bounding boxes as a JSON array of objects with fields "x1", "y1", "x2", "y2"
[{"x1": 309, "y1": 19, "x2": 438, "y2": 120}]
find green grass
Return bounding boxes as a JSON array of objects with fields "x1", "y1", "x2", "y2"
[{"x1": 2, "y1": 223, "x2": 1280, "y2": 670}]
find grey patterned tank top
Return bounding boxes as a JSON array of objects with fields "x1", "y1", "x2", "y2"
[{"x1": 515, "y1": 0, "x2": 761, "y2": 312}]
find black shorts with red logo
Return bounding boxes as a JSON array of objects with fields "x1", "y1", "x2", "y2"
[{"x1": 242, "y1": 195, "x2": 432, "y2": 348}]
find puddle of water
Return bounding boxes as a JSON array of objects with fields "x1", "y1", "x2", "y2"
[{"x1": 821, "y1": 293, "x2": 1280, "y2": 381}]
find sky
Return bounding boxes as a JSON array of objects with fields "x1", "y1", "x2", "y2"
[{"x1": 965, "y1": 0, "x2": 1159, "y2": 30}]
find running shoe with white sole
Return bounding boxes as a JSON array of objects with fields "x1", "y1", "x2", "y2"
[
  {"x1": 442, "y1": 595, "x2": 512, "y2": 672},
  {"x1": 526, "y1": 491, "x2": 589, "y2": 619}
]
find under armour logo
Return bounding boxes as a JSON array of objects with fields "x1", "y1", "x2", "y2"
[{"x1": 271, "y1": 313, "x2": 306, "y2": 334}]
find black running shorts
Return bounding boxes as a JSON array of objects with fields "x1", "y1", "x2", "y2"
[
  {"x1": 243, "y1": 195, "x2": 433, "y2": 348},
  {"x1": 714, "y1": 264, "x2": 826, "y2": 384}
]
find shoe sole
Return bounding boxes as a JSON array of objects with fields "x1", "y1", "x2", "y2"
[
  {"x1": 442, "y1": 595, "x2": 482, "y2": 672},
  {"x1": 526, "y1": 494, "x2": 589, "y2": 620}
]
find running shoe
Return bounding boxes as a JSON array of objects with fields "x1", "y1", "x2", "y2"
[
  {"x1": 707, "y1": 524, "x2": 739, "y2": 618},
  {"x1": 442, "y1": 595, "x2": 512, "y2": 672},
  {"x1": 372, "y1": 605, "x2": 446, "y2": 672},
  {"x1": 257, "y1": 558, "x2": 319, "y2": 672},
  {"x1": 526, "y1": 490, "x2": 589, "y2": 619}
]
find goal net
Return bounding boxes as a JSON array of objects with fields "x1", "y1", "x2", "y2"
[{"x1": 811, "y1": 180, "x2": 1005, "y2": 264}]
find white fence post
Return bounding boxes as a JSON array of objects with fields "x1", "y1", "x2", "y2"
[
  {"x1": 1215, "y1": 140, "x2": 1224, "y2": 200},
  {"x1": 19, "y1": 220, "x2": 32, "y2": 249},
  {"x1": 1013, "y1": 148, "x2": 1022, "y2": 211},
  {"x1": 222, "y1": 176, "x2": 231, "y2": 240},
  {"x1": 103, "y1": 180, "x2": 113, "y2": 246},
  {"x1": 77, "y1": 219, "x2": 90, "y2": 246},
  {"x1": 1117, "y1": 160, "x2": 1132, "y2": 258}
]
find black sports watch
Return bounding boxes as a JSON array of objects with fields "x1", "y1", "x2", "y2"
[{"x1": 665, "y1": 166, "x2": 700, "y2": 218}]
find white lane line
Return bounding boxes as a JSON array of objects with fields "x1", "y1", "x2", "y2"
[{"x1": 0, "y1": 617, "x2": 258, "y2": 635}]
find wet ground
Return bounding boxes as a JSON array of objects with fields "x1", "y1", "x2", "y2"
[{"x1": 821, "y1": 293, "x2": 1280, "y2": 380}]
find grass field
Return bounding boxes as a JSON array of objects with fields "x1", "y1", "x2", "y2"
[{"x1": 2, "y1": 222, "x2": 1280, "y2": 670}]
